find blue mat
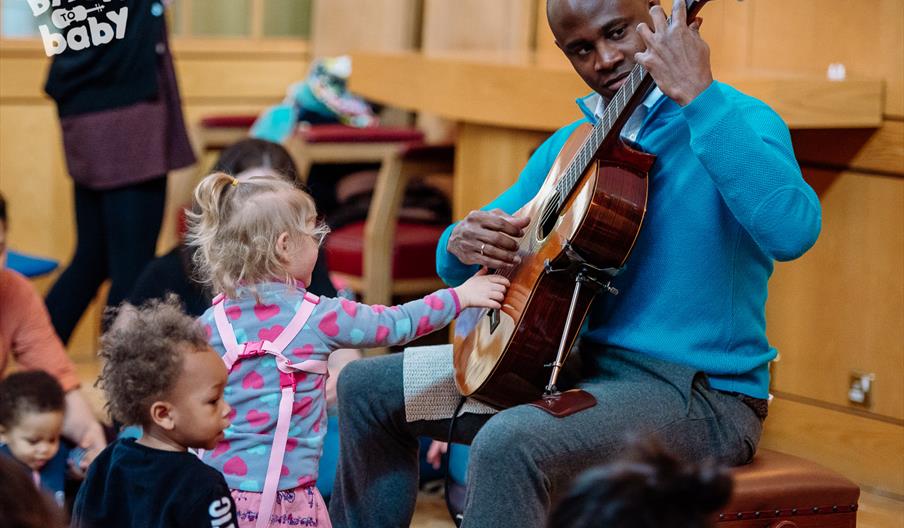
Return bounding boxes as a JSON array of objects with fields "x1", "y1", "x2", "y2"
[{"x1": 6, "y1": 250, "x2": 58, "y2": 278}]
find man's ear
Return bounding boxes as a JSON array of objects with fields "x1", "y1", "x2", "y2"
[
  {"x1": 149, "y1": 400, "x2": 176, "y2": 431},
  {"x1": 0, "y1": 424, "x2": 8, "y2": 444}
]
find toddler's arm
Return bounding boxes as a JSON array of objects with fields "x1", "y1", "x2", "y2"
[{"x1": 312, "y1": 272, "x2": 507, "y2": 350}]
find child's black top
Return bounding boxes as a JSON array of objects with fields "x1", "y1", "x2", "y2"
[{"x1": 72, "y1": 437, "x2": 237, "y2": 528}]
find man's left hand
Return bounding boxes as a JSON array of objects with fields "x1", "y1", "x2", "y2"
[{"x1": 634, "y1": 0, "x2": 713, "y2": 106}]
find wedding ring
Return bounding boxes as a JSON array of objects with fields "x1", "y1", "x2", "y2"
[{"x1": 479, "y1": 243, "x2": 486, "y2": 256}]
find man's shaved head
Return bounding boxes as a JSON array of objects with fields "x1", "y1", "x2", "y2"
[{"x1": 546, "y1": 0, "x2": 657, "y2": 100}]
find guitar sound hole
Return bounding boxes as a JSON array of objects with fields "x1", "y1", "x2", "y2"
[{"x1": 537, "y1": 197, "x2": 560, "y2": 241}]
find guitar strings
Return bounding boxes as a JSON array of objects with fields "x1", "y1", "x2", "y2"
[{"x1": 489, "y1": 62, "x2": 649, "y2": 286}]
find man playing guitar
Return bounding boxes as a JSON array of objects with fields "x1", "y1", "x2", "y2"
[{"x1": 330, "y1": 1, "x2": 821, "y2": 527}]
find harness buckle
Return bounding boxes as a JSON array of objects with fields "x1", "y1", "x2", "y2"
[
  {"x1": 240, "y1": 341, "x2": 266, "y2": 358},
  {"x1": 279, "y1": 371, "x2": 303, "y2": 390}
]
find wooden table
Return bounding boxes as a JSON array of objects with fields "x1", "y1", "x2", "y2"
[{"x1": 349, "y1": 50, "x2": 883, "y2": 218}]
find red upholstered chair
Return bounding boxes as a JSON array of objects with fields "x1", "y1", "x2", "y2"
[
  {"x1": 321, "y1": 142, "x2": 454, "y2": 314},
  {"x1": 196, "y1": 115, "x2": 258, "y2": 151}
]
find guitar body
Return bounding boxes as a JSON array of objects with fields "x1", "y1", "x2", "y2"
[{"x1": 453, "y1": 125, "x2": 654, "y2": 409}]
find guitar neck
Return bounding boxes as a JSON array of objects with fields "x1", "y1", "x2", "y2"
[{"x1": 554, "y1": 0, "x2": 712, "y2": 207}]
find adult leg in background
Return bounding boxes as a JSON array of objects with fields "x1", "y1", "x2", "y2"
[
  {"x1": 46, "y1": 177, "x2": 167, "y2": 342},
  {"x1": 102, "y1": 176, "x2": 167, "y2": 309},
  {"x1": 45, "y1": 185, "x2": 109, "y2": 343}
]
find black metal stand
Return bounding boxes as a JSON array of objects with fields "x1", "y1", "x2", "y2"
[{"x1": 530, "y1": 244, "x2": 620, "y2": 417}]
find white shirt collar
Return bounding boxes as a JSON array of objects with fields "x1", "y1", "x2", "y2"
[{"x1": 591, "y1": 86, "x2": 664, "y2": 120}]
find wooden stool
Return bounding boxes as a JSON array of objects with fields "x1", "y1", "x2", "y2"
[{"x1": 716, "y1": 449, "x2": 860, "y2": 527}]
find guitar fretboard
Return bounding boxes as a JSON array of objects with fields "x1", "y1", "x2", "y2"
[{"x1": 552, "y1": 62, "x2": 653, "y2": 210}]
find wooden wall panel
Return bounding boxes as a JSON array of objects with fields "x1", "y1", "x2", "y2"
[
  {"x1": 746, "y1": 0, "x2": 903, "y2": 118},
  {"x1": 760, "y1": 397, "x2": 904, "y2": 498},
  {"x1": 767, "y1": 169, "x2": 904, "y2": 420},
  {"x1": 310, "y1": 0, "x2": 420, "y2": 57},
  {"x1": 534, "y1": 0, "x2": 903, "y2": 116},
  {"x1": 792, "y1": 122, "x2": 904, "y2": 176},
  {"x1": 422, "y1": 0, "x2": 537, "y2": 52}
]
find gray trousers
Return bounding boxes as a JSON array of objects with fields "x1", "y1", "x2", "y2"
[{"x1": 328, "y1": 347, "x2": 763, "y2": 528}]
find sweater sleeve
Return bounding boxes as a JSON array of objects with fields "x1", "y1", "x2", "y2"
[
  {"x1": 435, "y1": 120, "x2": 586, "y2": 286},
  {"x1": 311, "y1": 289, "x2": 462, "y2": 350},
  {"x1": 4, "y1": 270, "x2": 80, "y2": 391},
  {"x1": 681, "y1": 82, "x2": 822, "y2": 261}
]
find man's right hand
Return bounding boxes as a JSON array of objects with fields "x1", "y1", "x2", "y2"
[{"x1": 447, "y1": 209, "x2": 530, "y2": 269}]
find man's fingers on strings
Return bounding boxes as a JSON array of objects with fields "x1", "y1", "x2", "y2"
[
  {"x1": 650, "y1": 4, "x2": 668, "y2": 33},
  {"x1": 672, "y1": 0, "x2": 687, "y2": 27}
]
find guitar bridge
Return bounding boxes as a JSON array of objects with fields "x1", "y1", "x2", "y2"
[
  {"x1": 487, "y1": 308, "x2": 500, "y2": 333},
  {"x1": 487, "y1": 310, "x2": 500, "y2": 334}
]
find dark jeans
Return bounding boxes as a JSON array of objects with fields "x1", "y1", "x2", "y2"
[
  {"x1": 328, "y1": 347, "x2": 763, "y2": 528},
  {"x1": 46, "y1": 177, "x2": 166, "y2": 343}
]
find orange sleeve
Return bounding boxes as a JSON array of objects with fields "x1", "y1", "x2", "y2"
[{"x1": 3, "y1": 270, "x2": 80, "y2": 392}]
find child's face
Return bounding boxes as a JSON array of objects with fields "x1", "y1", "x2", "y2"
[
  {"x1": 165, "y1": 346, "x2": 231, "y2": 450},
  {"x1": 0, "y1": 410, "x2": 64, "y2": 471},
  {"x1": 281, "y1": 221, "x2": 321, "y2": 288}
]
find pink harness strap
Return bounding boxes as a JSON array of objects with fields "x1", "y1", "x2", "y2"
[{"x1": 212, "y1": 292, "x2": 324, "y2": 528}]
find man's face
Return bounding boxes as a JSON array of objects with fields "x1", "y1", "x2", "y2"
[{"x1": 549, "y1": 0, "x2": 655, "y2": 101}]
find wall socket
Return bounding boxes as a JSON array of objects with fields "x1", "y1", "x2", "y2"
[{"x1": 848, "y1": 371, "x2": 876, "y2": 408}]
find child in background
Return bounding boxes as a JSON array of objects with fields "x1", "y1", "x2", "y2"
[
  {"x1": 547, "y1": 438, "x2": 733, "y2": 528},
  {"x1": 72, "y1": 300, "x2": 237, "y2": 528},
  {"x1": 188, "y1": 171, "x2": 508, "y2": 528},
  {"x1": 0, "y1": 370, "x2": 68, "y2": 508}
]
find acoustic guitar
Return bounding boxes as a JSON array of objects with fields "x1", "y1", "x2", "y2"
[{"x1": 453, "y1": 0, "x2": 716, "y2": 410}]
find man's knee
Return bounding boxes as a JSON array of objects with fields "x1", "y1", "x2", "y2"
[
  {"x1": 336, "y1": 357, "x2": 371, "y2": 400},
  {"x1": 469, "y1": 408, "x2": 540, "y2": 473},
  {"x1": 335, "y1": 355, "x2": 400, "y2": 410}
]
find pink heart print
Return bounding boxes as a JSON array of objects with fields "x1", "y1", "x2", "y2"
[
  {"x1": 281, "y1": 465, "x2": 290, "y2": 476},
  {"x1": 375, "y1": 325, "x2": 390, "y2": 343},
  {"x1": 258, "y1": 325, "x2": 284, "y2": 342},
  {"x1": 292, "y1": 397, "x2": 314, "y2": 417},
  {"x1": 285, "y1": 438, "x2": 298, "y2": 452},
  {"x1": 424, "y1": 294, "x2": 445, "y2": 311},
  {"x1": 371, "y1": 305, "x2": 387, "y2": 314},
  {"x1": 223, "y1": 456, "x2": 248, "y2": 476},
  {"x1": 203, "y1": 324, "x2": 213, "y2": 339},
  {"x1": 254, "y1": 303, "x2": 280, "y2": 321},
  {"x1": 242, "y1": 371, "x2": 264, "y2": 390},
  {"x1": 416, "y1": 316, "x2": 435, "y2": 336},
  {"x1": 292, "y1": 344, "x2": 314, "y2": 362},
  {"x1": 318, "y1": 311, "x2": 340, "y2": 337},
  {"x1": 212, "y1": 440, "x2": 231, "y2": 458},
  {"x1": 340, "y1": 298, "x2": 357, "y2": 317},
  {"x1": 246, "y1": 409, "x2": 271, "y2": 428},
  {"x1": 225, "y1": 305, "x2": 243, "y2": 320}
]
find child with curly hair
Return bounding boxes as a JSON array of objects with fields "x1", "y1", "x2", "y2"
[
  {"x1": 188, "y1": 171, "x2": 508, "y2": 528},
  {"x1": 0, "y1": 370, "x2": 68, "y2": 508},
  {"x1": 547, "y1": 438, "x2": 733, "y2": 528},
  {"x1": 72, "y1": 300, "x2": 238, "y2": 528}
]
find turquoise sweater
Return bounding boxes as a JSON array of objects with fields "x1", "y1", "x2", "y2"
[{"x1": 435, "y1": 82, "x2": 821, "y2": 399}]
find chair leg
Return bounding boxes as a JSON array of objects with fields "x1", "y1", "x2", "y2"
[{"x1": 362, "y1": 153, "x2": 410, "y2": 355}]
